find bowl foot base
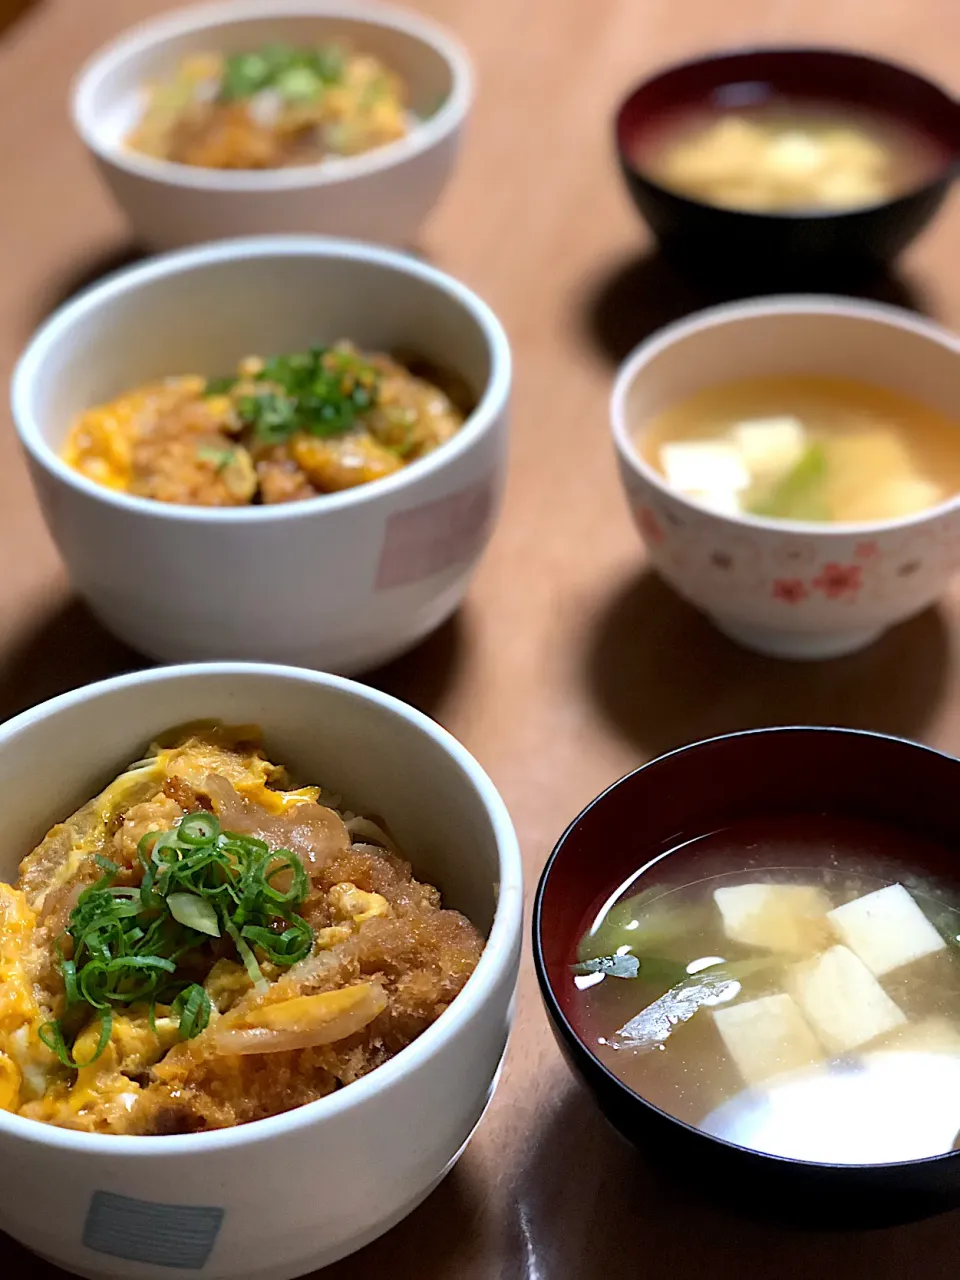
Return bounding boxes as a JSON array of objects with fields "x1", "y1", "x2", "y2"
[{"x1": 710, "y1": 615, "x2": 884, "y2": 660}]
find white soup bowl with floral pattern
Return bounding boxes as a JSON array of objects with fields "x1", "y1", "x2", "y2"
[{"x1": 611, "y1": 297, "x2": 960, "y2": 659}]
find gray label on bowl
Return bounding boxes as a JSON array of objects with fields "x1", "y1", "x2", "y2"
[{"x1": 83, "y1": 1191, "x2": 224, "y2": 1270}]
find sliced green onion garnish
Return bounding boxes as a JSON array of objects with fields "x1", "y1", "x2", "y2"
[
  {"x1": 167, "y1": 891, "x2": 221, "y2": 937},
  {"x1": 276, "y1": 66, "x2": 322, "y2": 102},
  {"x1": 40, "y1": 1011, "x2": 112, "y2": 1069},
  {"x1": 204, "y1": 374, "x2": 237, "y2": 396},
  {"x1": 172, "y1": 984, "x2": 212, "y2": 1040},
  {"x1": 62, "y1": 958, "x2": 79, "y2": 1005},
  {"x1": 47, "y1": 809, "x2": 314, "y2": 1065},
  {"x1": 219, "y1": 42, "x2": 344, "y2": 102},
  {"x1": 225, "y1": 918, "x2": 269, "y2": 994},
  {"x1": 232, "y1": 345, "x2": 382, "y2": 443},
  {"x1": 242, "y1": 915, "x2": 313, "y2": 965},
  {"x1": 262, "y1": 854, "x2": 308, "y2": 904},
  {"x1": 178, "y1": 813, "x2": 221, "y2": 845}
]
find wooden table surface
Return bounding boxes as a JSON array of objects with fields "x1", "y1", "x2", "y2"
[{"x1": 2, "y1": 0, "x2": 960, "y2": 1276}]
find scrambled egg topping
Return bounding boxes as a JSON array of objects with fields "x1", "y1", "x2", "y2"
[
  {"x1": 128, "y1": 47, "x2": 409, "y2": 171},
  {"x1": 61, "y1": 342, "x2": 468, "y2": 511},
  {"x1": 0, "y1": 886, "x2": 43, "y2": 1110},
  {"x1": 0, "y1": 726, "x2": 483, "y2": 1134},
  {"x1": 22, "y1": 725, "x2": 316, "y2": 911}
]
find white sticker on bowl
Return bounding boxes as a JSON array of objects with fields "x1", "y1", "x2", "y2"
[
  {"x1": 376, "y1": 476, "x2": 495, "y2": 590},
  {"x1": 83, "y1": 1191, "x2": 224, "y2": 1270}
]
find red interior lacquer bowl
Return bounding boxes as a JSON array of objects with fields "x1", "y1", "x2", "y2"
[
  {"x1": 534, "y1": 727, "x2": 960, "y2": 1225},
  {"x1": 615, "y1": 47, "x2": 960, "y2": 278}
]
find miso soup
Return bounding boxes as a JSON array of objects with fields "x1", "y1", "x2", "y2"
[
  {"x1": 571, "y1": 814, "x2": 960, "y2": 1164},
  {"x1": 635, "y1": 99, "x2": 942, "y2": 213},
  {"x1": 639, "y1": 373, "x2": 960, "y2": 522}
]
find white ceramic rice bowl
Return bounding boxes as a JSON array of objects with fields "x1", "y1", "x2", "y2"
[
  {"x1": 71, "y1": 0, "x2": 473, "y2": 250},
  {"x1": 0, "y1": 663, "x2": 523, "y2": 1280},
  {"x1": 12, "y1": 236, "x2": 511, "y2": 672}
]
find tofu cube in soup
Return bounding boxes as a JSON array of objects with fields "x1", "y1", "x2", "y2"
[
  {"x1": 713, "y1": 883, "x2": 832, "y2": 953},
  {"x1": 827, "y1": 883, "x2": 947, "y2": 976},
  {"x1": 688, "y1": 487, "x2": 744, "y2": 516},
  {"x1": 660, "y1": 441, "x2": 750, "y2": 496},
  {"x1": 731, "y1": 416, "x2": 806, "y2": 483},
  {"x1": 787, "y1": 945, "x2": 906, "y2": 1054},
  {"x1": 712, "y1": 993, "x2": 822, "y2": 1087}
]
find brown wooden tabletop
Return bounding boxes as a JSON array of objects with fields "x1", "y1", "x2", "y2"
[{"x1": 2, "y1": 0, "x2": 960, "y2": 1276}]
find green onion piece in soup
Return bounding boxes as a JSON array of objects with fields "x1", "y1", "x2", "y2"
[
  {"x1": 747, "y1": 441, "x2": 830, "y2": 521},
  {"x1": 571, "y1": 954, "x2": 641, "y2": 979},
  {"x1": 571, "y1": 952, "x2": 689, "y2": 988},
  {"x1": 577, "y1": 888, "x2": 708, "y2": 964}
]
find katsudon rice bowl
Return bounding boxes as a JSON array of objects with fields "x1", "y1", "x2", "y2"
[
  {"x1": 12, "y1": 236, "x2": 511, "y2": 672},
  {"x1": 71, "y1": 0, "x2": 473, "y2": 249},
  {"x1": 0, "y1": 664, "x2": 523, "y2": 1280}
]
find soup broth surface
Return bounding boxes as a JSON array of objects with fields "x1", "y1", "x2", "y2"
[
  {"x1": 635, "y1": 97, "x2": 942, "y2": 213},
  {"x1": 571, "y1": 814, "x2": 960, "y2": 1164},
  {"x1": 639, "y1": 373, "x2": 960, "y2": 523}
]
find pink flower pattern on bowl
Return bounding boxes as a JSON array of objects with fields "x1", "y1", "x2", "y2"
[
  {"x1": 771, "y1": 578, "x2": 809, "y2": 604},
  {"x1": 620, "y1": 473, "x2": 960, "y2": 657},
  {"x1": 812, "y1": 562, "x2": 863, "y2": 600}
]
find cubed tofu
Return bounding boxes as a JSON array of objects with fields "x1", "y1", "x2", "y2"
[
  {"x1": 662, "y1": 117, "x2": 766, "y2": 187},
  {"x1": 712, "y1": 993, "x2": 822, "y2": 1087},
  {"x1": 814, "y1": 169, "x2": 887, "y2": 208},
  {"x1": 765, "y1": 131, "x2": 825, "y2": 178},
  {"x1": 731, "y1": 416, "x2": 806, "y2": 484},
  {"x1": 787, "y1": 945, "x2": 906, "y2": 1054},
  {"x1": 827, "y1": 883, "x2": 946, "y2": 977},
  {"x1": 660, "y1": 441, "x2": 750, "y2": 497},
  {"x1": 819, "y1": 128, "x2": 888, "y2": 174},
  {"x1": 687, "y1": 488, "x2": 743, "y2": 516},
  {"x1": 713, "y1": 883, "x2": 833, "y2": 953}
]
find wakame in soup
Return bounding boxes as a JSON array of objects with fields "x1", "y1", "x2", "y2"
[
  {"x1": 639, "y1": 373, "x2": 959, "y2": 523},
  {"x1": 570, "y1": 814, "x2": 960, "y2": 1164}
]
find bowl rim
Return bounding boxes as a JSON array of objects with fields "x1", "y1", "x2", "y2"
[
  {"x1": 71, "y1": 0, "x2": 474, "y2": 193},
  {"x1": 11, "y1": 234, "x2": 512, "y2": 525},
  {"x1": 613, "y1": 42, "x2": 960, "y2": 222},
  {"x1": 610, "y1": 292, "x2": 960, "y2": 537},
  {"x1": 533, "y1": 724, "x2": 960, "y2": 1174},
  {"x1": 0, "y1": 661, "x2": 523, "y2": 1154}
]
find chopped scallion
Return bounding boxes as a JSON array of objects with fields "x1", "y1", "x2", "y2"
[{"x1": 46, "y1": 810, "x2": 314, "y2": 1066}]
